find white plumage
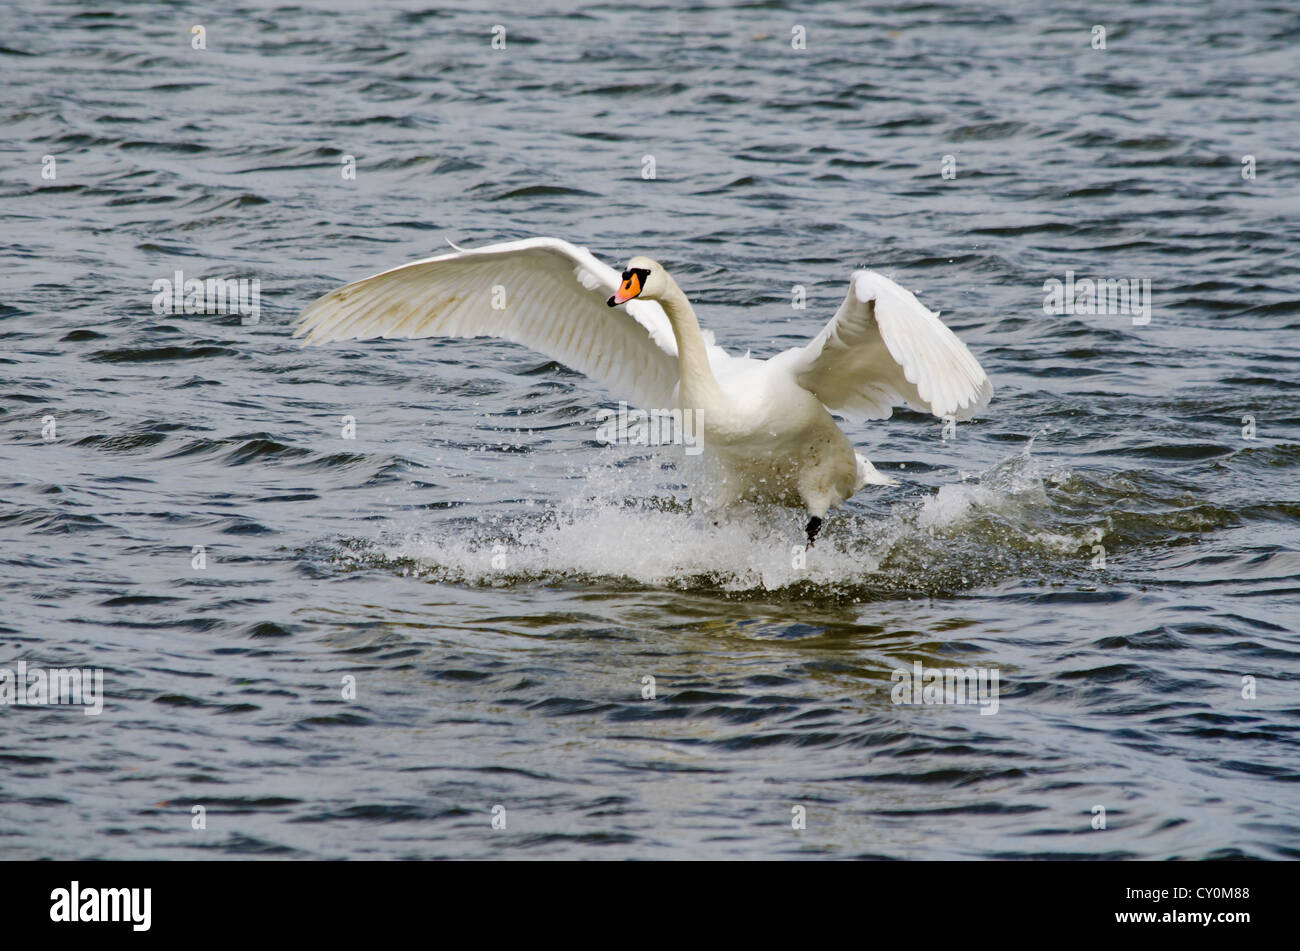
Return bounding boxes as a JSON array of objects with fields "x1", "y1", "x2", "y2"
[{"x1": 295, "y1": 237, "x2": 993, "y2": 545}]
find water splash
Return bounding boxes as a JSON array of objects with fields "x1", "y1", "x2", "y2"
[{"x1": 334, "y1": 439, "x2": 1097, "y2": 597}]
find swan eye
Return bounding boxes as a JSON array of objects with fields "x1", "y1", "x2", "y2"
[{"x1": 619, "y1": 267, "x2": 650, "y2": 297}]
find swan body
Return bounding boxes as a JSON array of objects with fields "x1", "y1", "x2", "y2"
[{"x1": 295, "y1": 237, "x2": 992, "y2": 545}]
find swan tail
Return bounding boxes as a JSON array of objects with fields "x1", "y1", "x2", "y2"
[{"x1": 855, "y1": 452, "x2": 899, "y2": 488}]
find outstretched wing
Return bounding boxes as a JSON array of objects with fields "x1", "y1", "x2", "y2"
[
  {"x1": 295, "y1": 237, "x2": 681, "y2": 409},
  {"x1": 791, "y1": 270, "x2": 993, "y2": 421}
]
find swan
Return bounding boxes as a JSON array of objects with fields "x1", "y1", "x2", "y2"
[{"x1": 294, "y1": 237, "x2": 992, "y2": 546}]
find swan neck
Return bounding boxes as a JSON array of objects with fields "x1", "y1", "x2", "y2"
[{"x1": 657, "y1": 281, "x2": 721, "y2": 406}]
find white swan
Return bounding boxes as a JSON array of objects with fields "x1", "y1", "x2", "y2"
[{"x1": 294, "y1": 237, "x2": 992, "y2": 546}]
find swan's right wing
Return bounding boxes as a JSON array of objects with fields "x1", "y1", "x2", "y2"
[
  {"x1": 791, "y1": 270, "x2": 993, "y2": 422},
  {"x1": 295, "y1": 237, "x2": 681, "y2": 409}
]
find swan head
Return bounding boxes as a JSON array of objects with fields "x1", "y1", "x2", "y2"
[{"x1": 606, "y1": 256, "x2": 668, "y2": 307}]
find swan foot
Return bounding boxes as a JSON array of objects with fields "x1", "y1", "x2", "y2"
[{"x1": 805, "y1": 516, "x2": 822, "y2": 549}]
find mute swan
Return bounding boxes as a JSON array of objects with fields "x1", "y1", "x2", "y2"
[{"x1": 295, "y1": 237, "x2": 992, "y2": 546}]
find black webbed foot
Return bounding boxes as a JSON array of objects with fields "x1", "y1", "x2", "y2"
[{"x1": 805, "y1": 516, "x2": 822, "y2": 549}]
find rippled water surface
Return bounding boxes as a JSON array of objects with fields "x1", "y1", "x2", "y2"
[{"x1": 2, "y1": 1, "x2": 1298, "y2": 859}]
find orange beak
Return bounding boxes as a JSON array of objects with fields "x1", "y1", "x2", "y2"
[{"x1": 606, "y1": 271, "x2": 643, "y2": 307}]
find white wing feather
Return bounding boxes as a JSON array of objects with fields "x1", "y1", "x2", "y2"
[
  {"x1": 792, "y1": 270, "x2": 993, "y2": 421},
  {"x1": 294, "y1": 237, "x2": 682, "y2": 409}
]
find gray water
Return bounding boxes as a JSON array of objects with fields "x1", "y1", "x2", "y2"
[{"x1": 1, "y1": 0, "x2": 1298, "y2": 859}]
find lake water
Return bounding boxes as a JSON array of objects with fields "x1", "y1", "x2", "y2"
[{"x1": 1, "y1": 0, "x2": 1297, "y2": 859}]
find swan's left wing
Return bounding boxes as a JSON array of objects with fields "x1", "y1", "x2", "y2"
[
  {"x1": 294, "y1": 237, "x2": 681, "y2": 410},
  {"x1": 790, "y1": 270, "x2": 993, "y2": 421}
]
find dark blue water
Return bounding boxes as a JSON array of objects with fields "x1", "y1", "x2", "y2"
[{"x1": 1, "y1": 0, "x2": 1297, "y2": 859}]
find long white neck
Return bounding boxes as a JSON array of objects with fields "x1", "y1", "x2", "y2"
[{"x1": 655, "y1": 276, "x2": 722, "y2": 409}]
